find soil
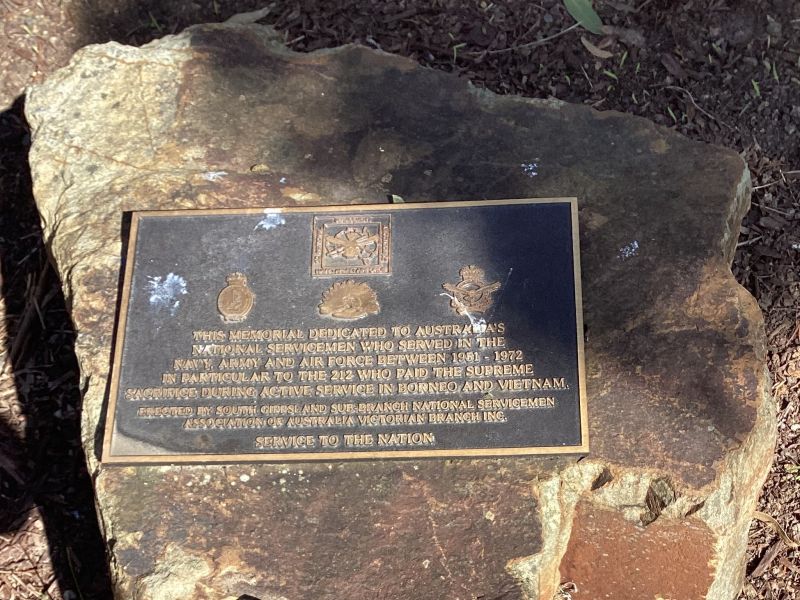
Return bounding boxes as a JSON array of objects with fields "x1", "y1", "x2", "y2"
[{"x1": 0, "y1": 1, "x2": 797, "y2": 598}]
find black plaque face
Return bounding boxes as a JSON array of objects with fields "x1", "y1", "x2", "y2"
[{"x1": 102, "y1": 199, "x2": 587, "y2": 463}]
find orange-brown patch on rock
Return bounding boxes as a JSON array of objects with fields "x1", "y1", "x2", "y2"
[
  {"x1": 561, "y1": 501, "x2": 715, "y2": 599},
  {"x1": 281, "y1": 186, "x2": 322, "y2": 202},
  {"x1": 650, "y1": 138, "x2": 670, "y2": 154}
]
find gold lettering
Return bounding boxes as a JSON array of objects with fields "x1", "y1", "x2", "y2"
[
  {"x1": 192, "y1": 330, "x2": 225, "y2": 342},
  {"x1": 377, "y1": 432, "x2": 436, "y2": 447},
  {"x1": 254, "y1": 435, "x2": 315, "y2": 449},
  {"x1": 476, "y1": 336, "x2": 505, "y2": 348},
  {"x1": 496, "y1": 377, "x2": 568, "y2": 391},
  {"x1": 343, "y1": 433, "x2": 375, "y2": 447}
]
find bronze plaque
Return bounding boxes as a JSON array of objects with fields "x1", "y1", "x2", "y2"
[{"x1": 102, "y1": 199, "x2": 587, "y2": 463}]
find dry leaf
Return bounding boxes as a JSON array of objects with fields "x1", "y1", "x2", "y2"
[
  {"x1": 753, "y1": 510, "x2": 800, "y2": 548},
  {"x1": 661, "y1": 53, "x2": 688, "y2": 80},
  {"x1": 581, "y1": 36, "x2": 613, "y2": 59},
  {"x1": 226, "y1": 7, "x2": 271, "y2": 24}
]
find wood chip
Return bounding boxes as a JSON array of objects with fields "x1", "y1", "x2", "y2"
[{"x1": 752, "y1": 539, "x2": 785, "y2": 578}]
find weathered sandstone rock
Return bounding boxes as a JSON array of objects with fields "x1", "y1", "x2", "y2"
[{"x1": 26, "y1": 21, "x2": 774, "y2": 600}]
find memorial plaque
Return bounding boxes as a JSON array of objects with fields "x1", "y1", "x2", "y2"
[{"x1": 102, "y1": 199, "x2": 587, "y2": 463}]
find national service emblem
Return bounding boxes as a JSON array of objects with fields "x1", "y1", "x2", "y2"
[
  {"x1": 311, "y1": 215, "x2": 391, "y2": 277},
  {"x1": 318, "y1": 280, "x2": 380, "y2": 321},
  {"x1": 442, "y1": 265, "x2": 501, "y2": 316},
  {"x1": 217, "y1": 273, "x2": 255, "y2": 323},
  {"x1": 325, "y1": 227, "x2": 380, "y2": 262}
]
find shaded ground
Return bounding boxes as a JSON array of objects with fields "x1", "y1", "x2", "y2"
[{"x1": 0, "y1": 1, "x2": 797, "y2": 598}]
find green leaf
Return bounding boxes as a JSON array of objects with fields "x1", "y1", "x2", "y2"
[{"x1": 563, "y1": 0, "x2": 604, "y2": 35}]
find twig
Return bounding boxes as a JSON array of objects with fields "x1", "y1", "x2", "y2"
[
  {"x1": 662, "y1": 85, "x2": 733, "y2": 130},
  {"x1": 67, "y1": 547, "x2": 85, "y2": 600},
  {"x1": 580, "y1": 65, "x2": 594, "y2": 90},
  {"x1": 760, "y1": 204, "x2": 793, "y2": 217},
  {"x1": 752, "y1": 180, "x2": 782, "y2": 191},
  {"x1": 481, "y1": 23, "x2": 580, "y2": 55},
  {"x1": 736, "y1": 235, "x2": 762, "y2": 248},
  {"x1": 0, "y1": 567, "x2": 37, "y2": 574}
]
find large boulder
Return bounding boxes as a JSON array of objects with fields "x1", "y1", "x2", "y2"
[{"x1": 26, "y1": 21, "x2": 774, "y2": 600}]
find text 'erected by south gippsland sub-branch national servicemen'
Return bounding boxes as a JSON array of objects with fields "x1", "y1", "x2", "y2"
[{"x1": 123, "y1": 322, "x2": 568, "y2": 453}]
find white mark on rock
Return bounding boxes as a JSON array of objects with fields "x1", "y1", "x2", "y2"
[
  {"x1": 520, "y1": 160, "x2": 540, "y2": 177},
  {"x1": 378, "y1": 146, "x2": 385, "y2": 153},
  {"x1": 254, "y1": 211, "x2": 286, "y2": 231},
  {"x1": 239, "y1": 474, "x2": 250, "y2": 483},
  {"x1": 422, "y1": 559, "x2": 431, "y2": 569},
  {"x1": 792, "y1": 242, "x2": 800, "y2": 250},
  {"x1": 202, "y1": 170, "x2": 228, "y2": 182},
  {"x1": 146, "y1": 273, "x2": 187, "y2": 315},
  {"x1": 440, "y1": 292, "x2": 486, "y2": 334},
  {"x1": 618, "y1": 240, "x2": 640, "y2": 260},
  {"x1": 427, "y1": 511, "x2": 457, "y2": 585},
  {"x1": 279, "y1": 176, "x2": 287, "y2": 184}
]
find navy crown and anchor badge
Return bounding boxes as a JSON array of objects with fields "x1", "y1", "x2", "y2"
[{"x1": 217, "y1": 272, "x2": 255, "y2": 323}]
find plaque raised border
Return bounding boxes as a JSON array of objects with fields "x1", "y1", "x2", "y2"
[{"x1": 102, "y1": 198, "x2": 588, "y2": 463}]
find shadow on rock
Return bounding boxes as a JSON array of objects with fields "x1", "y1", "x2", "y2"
[
  {"x1": 0, "y1": 97, "x2": 112, "y2": 598},
  {"x1": 0, "y1": 4, "x2": 272, "y2": 597}
]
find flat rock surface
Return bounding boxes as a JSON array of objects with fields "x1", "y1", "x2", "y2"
[{"x1": 26, "y1": 22, "x2": 774, "y2": 600}]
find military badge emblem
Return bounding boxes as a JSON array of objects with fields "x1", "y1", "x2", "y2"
[
  {"x1": 217, "y1": 273, "x2": 255, "y2": 323},
  {"x1": 325, "y1": 227, "x2": 380, "y2": 261},
  {"x1": 318, "y1": 280, "x2": 380, "y2": 320},
  {"x1": 311, "y1": 215, "x2": 391, "y2": 276},
  {"x1": 442, "y1": 265, "x2": 501, "y2": 316}
]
